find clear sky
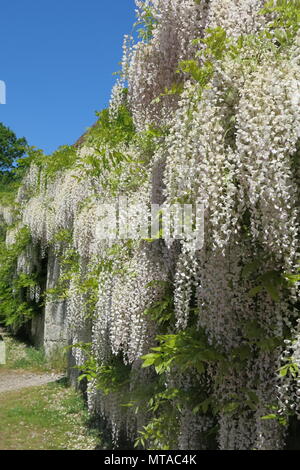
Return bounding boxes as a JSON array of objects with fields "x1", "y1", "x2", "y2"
[{"x1": 0, "y1": 0, "x2": 136, "y2": 155}]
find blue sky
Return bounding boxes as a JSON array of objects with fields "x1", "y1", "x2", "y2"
[{"x1": 0, "y1": 0, "x2": 136, "y2": 155}]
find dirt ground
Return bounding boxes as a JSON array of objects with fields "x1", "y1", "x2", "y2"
[{"x1": 0, "y1": 368, "x2": 64, "y2": 394}]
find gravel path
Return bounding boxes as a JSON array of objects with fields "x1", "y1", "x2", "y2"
[
  {"x1": 0, "y1": 327, "x2": 64, "y2": 394},
  {"x1": 0, "y1": 369, "x2": 64, "y2": 394}
]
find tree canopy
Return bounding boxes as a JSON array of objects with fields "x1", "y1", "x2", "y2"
[{"x1": 0, "y1": 123, "x2": 27, "y2": 173}]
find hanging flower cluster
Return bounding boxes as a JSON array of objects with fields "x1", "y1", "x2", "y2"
[{"x1": 127, "y1": 0, "x2": 210, "y2": 130}]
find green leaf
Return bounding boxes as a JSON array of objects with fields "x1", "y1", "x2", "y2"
[
  {"x1": 248, "y1": 285, "x2": 263, "y2": 297},
  {"x1": 242, "y1": 259, "x2": 262, "y2": 278},
  {"x1": 284, "y1": 273, "x2": 300, "y2": 284},
  {"x1": 264, "y1": 282, "x2": 280, "y2": 302},
  {"x1": 261, "y1": 414, "x2": 277, "y2": 420},
  {"x1": 223, "y1": 402, "x2": 240, "y2": 414},
  {"x1": 245, "y1": 390, "x2": 259, "y2": 404}
]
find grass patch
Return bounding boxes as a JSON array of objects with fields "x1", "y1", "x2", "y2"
[
  {"x1": 11, "y1": 347, "x2": 46, "y2": 369},
  {"x1": 0, "y1": 380, "x2": 102, "y2": 450},
  {"x1": 0, "y1": 334, "x2": 67, "y2": 373}
]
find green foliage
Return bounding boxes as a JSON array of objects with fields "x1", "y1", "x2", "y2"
[
  {"x1": 76, "y1": 106, "x2": 147, "y2": 194},
  {"x1": 178, "y1": 59, "x2": 214, "y2": 91},
  {"x1": 260, "y1": 0, "x2": 300, "y2": 47},
  {"x1": 142, "y1": 328, "x2": 225, "y2": 375},
  {"x1": 46, "y1": 238, "x2": 133, "y2": 321},
  {"x1": 279, "y1": 360, "x2": 299, "y2": 378},
  {"x1": 42, "y1": 145, "x2": 78, "y2": 178},
  {"x1": 144, "y1": 280, "x2": 175, "y2": 328},
  {"x1": 72, "y1": 337, "x2": 182, "y2": 449},
  {"x1": 133, "y1": 374, "x2": 217, "y2": 449},
  {"x1": 283, "y1": 263, "x2": 300, "y2": 286},
  {"x1": 0, "y1": 122, "x2": 27, "y2": 172},
  {"x1": 83, "y1": 360, "x2": 130, "y2": 396},
  {"x1": 243, "y1": 320, "x2": 282, "y2": 353},
  {"x1": 261, "y1": 404, "x2": 289, "y2": 427},
  {"x1": 260, "y1": 353, "x2": 300, "y2": 427},
  {"x1": 85, "y1": 106, "x2": 135, "y2": 148},
  {"x1": 134, "y1": 4, "x2": 158, "y2": 42},
  {"x1": 248, "y1": 270, "x2": 284, "y2": 302},
  {"x1": 45, "y1": 240, "x2": 80, "y2": 302},
  {"x1": 0, "y1": 177, "x2": 21, "y2": 207},
  {"x1": 74, "y1": 343, "x2": 131, "y2": 396},
  {"x1": 135, "y1": 414, "x2": 179, "y2": 450},
  {"x1": 133, "y1": 125, "x2": 169, "y2": 167},
  {"x1": 132, "y1": 376, "x2": 187, "y2": 450},
  {"x1": 242, "y1": 258, "x2": 292, "y2": 302},
  {"x1": 26, "y1": 145, "x2": 78, "y2": 181},
  {"x1": 73, "y1": 269, "x2": 290, "y2": 449},
  {"x1": 1, "y1": 334, "x2": 67, "y2": 372},
  {"x1": 178, "y1": 1, "x2": 300, "y2": 104},
  {"x1": 52, "y1": 228, "x2": 73, "y2": 245},
  {"x1": 150, "y1": 82, "x2": 184, "y2": 105},
  {"x1": 0, "y1": 125, "x2": 29, "y2": 206},
  {"x1": 139, "y1": 309, "x2": 286, "y2": 444},
  {"x1": 221, "y1": 389, "x2": 260, "y2": 415},
  {"x1": 11, "y1": 347, "x2": 47, "y2": 370},
  {"x1": 201, "y1": 27, "x2": 230, "y2": 60},
  {"x1": 0, "y1": 227, "x2": 38, "y2": 329},
  {"x1": 177, "y1": 27, "x2": 230, "y2": 99}
]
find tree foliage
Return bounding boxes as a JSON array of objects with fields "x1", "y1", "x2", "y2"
[{"x1": 0, "y1": 122, "x2": 27, "y2": 173}]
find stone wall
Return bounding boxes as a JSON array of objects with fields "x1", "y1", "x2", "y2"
[{"x1": 43, "y1": 250, "x2": 68, "y2": 356}]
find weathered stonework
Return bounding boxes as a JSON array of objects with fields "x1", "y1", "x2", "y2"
[{"x1": 43, "y1": 250, "x2": 68, "y2": 356}]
